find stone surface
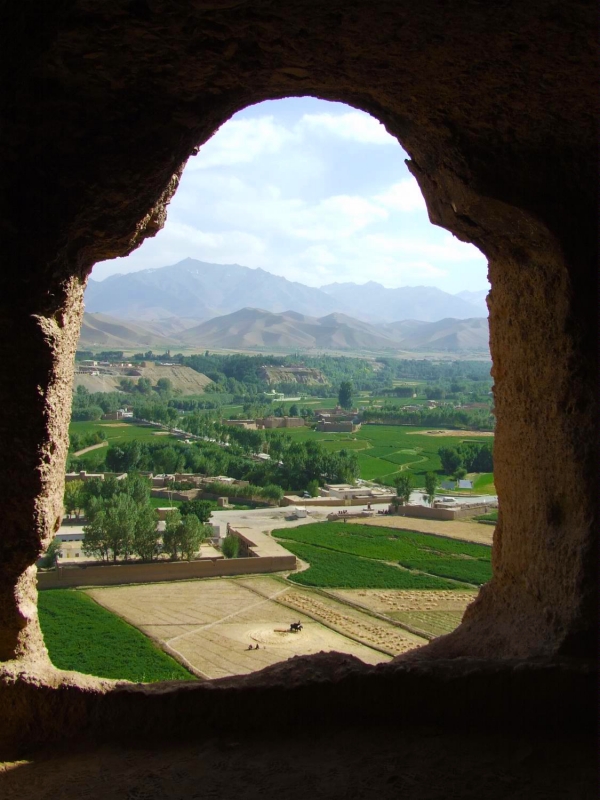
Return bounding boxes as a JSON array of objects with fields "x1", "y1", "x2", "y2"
[
  {"x1": 1, "y1": 726, "x2": 596, "y2": 799},
  {"x1": 0, "y1": 0, "x2": 597, "y2": 757},
  {"x1": 0, "y1": 653, "x2": 595, "y2": 759}
]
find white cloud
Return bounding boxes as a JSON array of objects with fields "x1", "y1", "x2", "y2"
[
  {"x1": 290, "y1": 195, "x2": 388, "y2": 240},
  {"x1": 92, "y1": 98, "x2": 489, "y2": 293},
  {"x1": 375, "y1": 178, "x2": 427, "y2": 212},
  {"x1": 300, "y1": 111, "x2": 397, "y2": 145},
  {"x1": 186, "y1": 116, "x2": 295, "y2": 170},
  {"x1": 363, "y1": 233, "x2": 484, "y2": 263}
]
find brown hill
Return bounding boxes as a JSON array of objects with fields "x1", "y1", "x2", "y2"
[
  {"x1": 179, "y1": 307, "x2": 490, "y2": 354},
  {"x1": 74, "y1": 363, "x2": 213, "y2": 395},
  {"x1": 260, "y1": 366, "x2": 328, "y2": 385},
  {"x1": 79, "y1": 312, "x2": 177, "y2": 349}
]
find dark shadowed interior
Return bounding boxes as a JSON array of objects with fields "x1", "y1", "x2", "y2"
[{"x1": 0, "y1": 1, "x2": 596, "y2": 796}]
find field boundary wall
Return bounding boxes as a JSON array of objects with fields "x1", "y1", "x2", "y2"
[
  {"x1": 282, "y1": 495, "x2": 393, "y2": 508},
  {"x1": 398, "y1": 503, "x2": 493, "y2": 521},
  {"x1": 38, "y1": 554, "x2": 296, "y2": 590}
]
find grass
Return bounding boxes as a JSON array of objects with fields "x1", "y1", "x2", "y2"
[
  {"x1": 70, "y1": 420, "x2": 177, "y2": 447},
  {"x1": 356, "y1": 453, "x2": 402, "y2": 480},
  {"x1": 38, "y1": 590, "x2": 194, "y2": 682},
  {"x1": 474, "y1": 509, "x2": 498, "y2": 523},
  {"x1": 473, "y1": 472, "x2": 496, "y2": 493},
  {"x1": 275, "y1": 522, "x2": 492, "y2": 587},
  {"x1": 148, "y1": 497, "x2": 183, "y2": 509}
]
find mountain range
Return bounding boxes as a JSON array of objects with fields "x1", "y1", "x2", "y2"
[
  {"x1": 80, "y1": 308, "x2": 490, "y2": 354},
  {"x1": 84, "y1": 258, "x2": 489, "y2": 323}
]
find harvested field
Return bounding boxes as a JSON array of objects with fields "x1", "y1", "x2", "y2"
[
  {"x1": 330, "y1": 589, "x2": 477, "y2": 638},
  {"x1": 280, "y1": 588, "x2": 424, "y2": 656},
  {"x1": 87, "y1": 577, "x2": 400, "y2": 680},
  {"x1": 360, "y1": 516, "x2": 495, "y2": 545}
]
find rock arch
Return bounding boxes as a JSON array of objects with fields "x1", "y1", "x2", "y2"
[{"x1": 0, "y1": 0, "x2": 596, "y2": 756}]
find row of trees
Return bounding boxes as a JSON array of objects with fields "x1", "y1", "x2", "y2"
[
  {"x1": 392, "y1": 471, "x2": 439, "y2": 507},
  {"x1": 64, "y1": 475, "x2": 212, "y2": 563},
  {"x1": 438, "y1": 442, "x2": 493, "y2": 477},
  {"x1": 72, "y1": 422, "x2": 360, "y2": 494},
  {"x1": 361, "y1": 403, "x2": 494, "y2": 431}
]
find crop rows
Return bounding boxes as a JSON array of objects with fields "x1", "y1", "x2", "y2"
[
  {"x1": 281, "y1": 541, "x2": 460, "y2": 590},
  {"x1": 275, "y1": 522, "x2": 492, "y2": 587},
  {"x1": 38, "y1": 590, "x2": 193, "y2": 682}
]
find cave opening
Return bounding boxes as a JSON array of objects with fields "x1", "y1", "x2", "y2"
[
  {"x1": 47, "y1": 96, "x2": 495, "y2": 683},
  {"x1": 0, "y1": 3, "x2": 595, "y2": 773}
]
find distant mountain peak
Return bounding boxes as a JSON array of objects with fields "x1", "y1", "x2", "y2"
[{"x1": 85, "y1": 258, "x2": 489, "y2": 325}]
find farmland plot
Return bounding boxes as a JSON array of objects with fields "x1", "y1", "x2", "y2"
[
  {"x1": 87, "y1": 578, "x2": 395, "y2": 680},
  {"x1": 275, "y1": 522, "x2": 492, "y2": 587}
]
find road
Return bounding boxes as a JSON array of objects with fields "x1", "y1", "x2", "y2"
[{"x1": 210, "y1": 488, "x2": 497, "y2": 539}]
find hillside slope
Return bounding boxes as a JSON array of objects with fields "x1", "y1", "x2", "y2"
[
  {"x1": 79, "y1": 313, "x2": 178, "y2": 349},
  {"x1": 179, "y1": 308, "x2": 489, "y2": 353},
  {"x1": 179, "y1": 308, "x2": 404, "y2": 351},
  {"x1": 74, "y1": 363, "x2": 213, "y2": 395}
]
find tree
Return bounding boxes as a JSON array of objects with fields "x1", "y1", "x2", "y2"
[
  {"x1": 82, "y1": 499, "x2": 110, "y2": 561},
  {"x1": 221, "y1": 533, "x2": 240, "y2": 559},
  {"x1": 179, "y1": 515, "x2": 207, "y2": 561},
  {"x1": 424, "y1": 472, "x2": 439, "y2": 506},
  {"x1": 288, "y1": 403, "x2": 299, "y2": 417},
  {"x1": 338, "y1": 381, "x2": 353, "y2": 410},
  {"x1": 393, "y1": 473, "x2": 413, "y2": 508},
  {"x1": 71, "y1": 405, "x2": 104, "y2": 421},
  {"x1": 438, "y1": 446, "x2": 463, "y2": 476},
  {"x1": 64, "y1": 480, "x2": 84, "y2": 518},
  {"x1": 180, "y1": 499, "x2": 213, "y2": 524},
  {"x1": 37, "y1": 538, "x2": 61, "y2": 569},
  {"x1": 132, "y1": 504, "x2": 160, "y2": 561},
  {"x1": 102, "y1": 493, "x2": 138, "y2": 562},
  {"x1": 307, "y1": 479, "x2": 320, "y2": 497},
  {"x1": 455, "y1": 466, "x2": 468, "y2": 481},
  {"x1": 260, "y1": 484, "x2": 284, "y2": 503},
  {"x1": 136, "y1": 377, "x2": 153, "y2": 394},
  {"x1": 119, "y1": 378, "x2": 135, "y2": 392},
  {"x1": 162, "y1": 508, "x2": 182, "y2": 560},
  {"x1": 153, "y1": 445, "x2": 183, "y2": 474},
  {"x1": 122, "y1": 472, "x2": 151, "y2": 505},
  {"x1": 155, "y1": 377, "x2": 173, "y2": 397}
]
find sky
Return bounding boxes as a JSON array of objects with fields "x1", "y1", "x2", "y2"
[{"x1": 92, "y1": 97, "x2": 489, "y2": 294}]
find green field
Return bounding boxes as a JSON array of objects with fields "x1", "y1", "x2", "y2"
[
  {"x1": 70, "y1": 420, "x2": 177, "y2": 448},
  {"x1": 271, "y1": 424, "x2": 494, "y2": 486},
  {"x1": 281, "y1": 541, "x2": 461, "y2": 589},
  {"x1": 275, "y1": 522, "x2": 492, "y2": 588},
  {"x1": 473, "y1": 472, "x2": 496, "y2": 493},
  {"x1": 148, "y1": 497, "x2": 183, "y2": 509},
  {"x1": 474, "y1": 509, "x2": 498, "y2": 523},
  {"x1": 38, "y1": 590, "x2": 193, "y2": 682},
  {"x1": 71, "y1": 419, "x2": 495, "y2": 492}
]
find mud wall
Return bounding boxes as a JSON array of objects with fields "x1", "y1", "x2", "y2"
[{"x1": 37, "y1": 555, "x2": 296, "y2": 590}]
